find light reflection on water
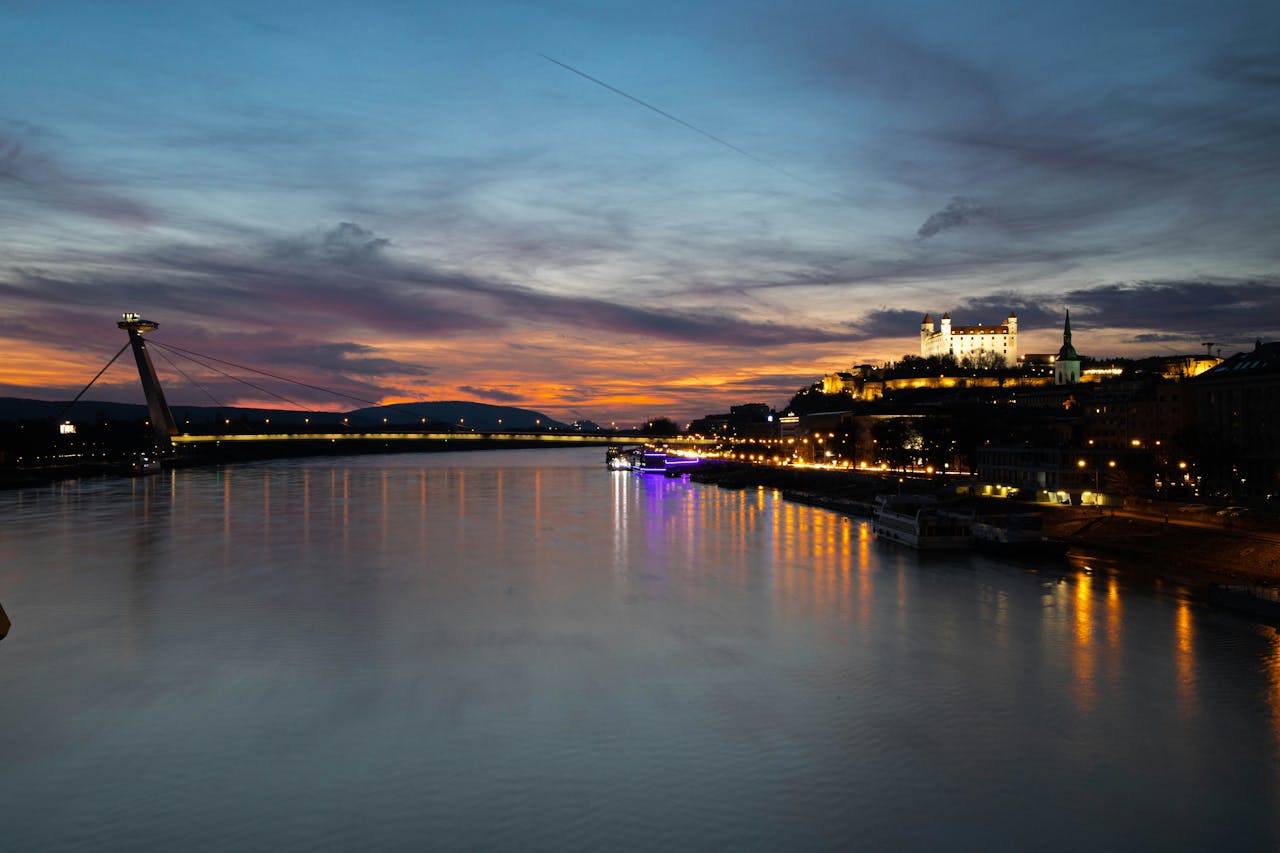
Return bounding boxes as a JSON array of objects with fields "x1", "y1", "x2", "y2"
[{"x1": 1, "y1": 447, "x2": 1279, "y2": 851}]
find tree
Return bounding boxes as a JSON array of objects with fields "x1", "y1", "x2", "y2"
[
  {"x1": 645, "y1": 417, "x2": 680, "y2": 437},
  {"x1": 871, "y1": 417, "x2": 920, "y2": 471},
  {"x1": 915, "y1": 416, "x2": 958, "y2": 471}
]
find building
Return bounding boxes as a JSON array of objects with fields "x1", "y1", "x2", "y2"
[
  {"x1": 687, "y1": 403, "x2": 776, "y2": 438},
  {"x1": 1054, "y1": 310, "x2": 1081, "y2": 386},
  {"x1": 821, "y1": 371, "x2": 858, "y2": 396},
  {"x1": 1194, "y1": 340, "x2": 1280, "y2": 499},
  {"x1": 820, "y1": 364, "x2": 877, "y2": 397},
  {"x1": 920, "y1": 311, "x2": 1018, "y2": 367}
]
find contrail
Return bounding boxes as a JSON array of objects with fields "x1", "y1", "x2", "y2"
[{"x1": 541, "y1": 54, "x2": 813, "y2": 188}]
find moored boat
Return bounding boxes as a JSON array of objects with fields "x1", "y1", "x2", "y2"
[
  {"x1": 606, "y1": 445, "x2": 636, "y2": 470},
  {"x1": 971, "y1": 513, "x2": 1068, "y2": 558},
  {"x1": 873, "y1": 495, "x2": 974, "y2": 550},
  {"x1": 608, "y1": 446, "x2": 702, "y2": 475}
]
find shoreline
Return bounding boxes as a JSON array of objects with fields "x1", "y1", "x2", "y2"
[{"x1": 690, "y1": 462, "x2": 1280, "y2": 591}]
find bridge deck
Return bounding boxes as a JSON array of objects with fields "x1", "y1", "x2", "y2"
[{"x1": 171, "y1": 432, "x2": 713, "y2": 446}]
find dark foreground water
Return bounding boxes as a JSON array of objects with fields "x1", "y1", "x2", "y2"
[{"x1": 2, "y1": 448, "x2": 1279, "y2": 851}]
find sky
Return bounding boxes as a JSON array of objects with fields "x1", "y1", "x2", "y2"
[{"x1": 1, "y1": 0, "x2": 1278, "y2": 425}]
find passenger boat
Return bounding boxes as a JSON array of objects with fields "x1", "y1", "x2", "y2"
[
  {"x1": 971, "y1": 513, "x2": 1068, "y2": 558},
  {"x1": 609, "y1": 446, "x2": 702, "y2": 476},
  {"x1": 873, "y1": 495, "x2": 974, "y2": 550},
  {"x1": 606, "y1": 445, "x2": 636, "y2": 470},
  {"x1": 637, "y1": 448, "x2": 670, "y2": 474},
  {"x1": 126, "y1": 453, "x2": 162, "y2": 476}
]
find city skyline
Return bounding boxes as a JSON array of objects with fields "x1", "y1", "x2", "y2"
[{"x1": 2, "y1": 1, "x2": 1278, "y2": 424}]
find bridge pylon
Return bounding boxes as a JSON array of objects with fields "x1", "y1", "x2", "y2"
[{"x1": 117, "y1": 313, "x2": 178, "y2": 446}]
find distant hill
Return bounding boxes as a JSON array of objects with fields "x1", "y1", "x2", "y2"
[
  {"x1": 346, "y1": 401, "x2": 567, "y2": 430},
  {"x1": 0, "y1": 397, "x2": 568, "y2": 431}
]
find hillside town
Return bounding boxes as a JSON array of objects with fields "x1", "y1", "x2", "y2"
[{"x1": 687, "y1": 311, "x2": 1279, "y2": 509}]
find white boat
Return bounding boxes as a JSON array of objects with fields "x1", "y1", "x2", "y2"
[
  {"x1": 971, "y1": 513, "x2": 1067, "y2": 557},
  {"x1": 608, "y1": 446, "x2": 702, "y2": 475},
  {"x1": 873, "y1": 495, "x2": 974, "y2": 550},
  {"x1": 126, "y1": 453, "x2": 162, "y2": 476},
  {"x1": 606, "y1": 446, "x2": 636, "y2": 470}
]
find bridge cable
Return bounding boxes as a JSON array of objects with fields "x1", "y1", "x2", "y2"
[
  {"x1": 147, "y1": 339, "x2": 380, "y2": 407},
  {"x1": 152, "y1": 346, "x2": 227, "y2": 412},
  {"x1": 53, "y1": 341, "x2": 131, "y2": 424},
  {"x1": 147, "y1": 344, "x2": 312, "y2": 411}
]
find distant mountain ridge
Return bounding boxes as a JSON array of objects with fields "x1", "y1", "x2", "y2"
[{"x1": 0, "y1": 397, "x2": 568, "y2": 431}]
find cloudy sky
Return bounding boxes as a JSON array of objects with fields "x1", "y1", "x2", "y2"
[{"x1": 2, "y1": 0, "x2": 1278, "y2": 424}]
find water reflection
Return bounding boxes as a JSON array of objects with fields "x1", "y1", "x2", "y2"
[
  {"x1": 1105, "y1": 576, "x2": 1122, "y2": 687},
  {"x1": 1073, "y1": 572, "x2": 1097, "y2": 711},
  {"x1": 0, "y1": 450, "x2": 1278, "y2": 851},
  {"x1": 1268, "y1": 634, "x2": 1280, "y2": 760},
  {"x1": 1174, "y1": 597, "x2": 1197, "y2": 719}
]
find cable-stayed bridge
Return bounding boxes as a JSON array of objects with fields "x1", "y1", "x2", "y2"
[{"x1": 66, "y1": 314, "x2": 709, "y2": 455}]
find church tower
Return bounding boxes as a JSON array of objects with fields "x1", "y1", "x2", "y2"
[{"x1": 1054, "y1": 310, "x2": 1081, "y2": 385}]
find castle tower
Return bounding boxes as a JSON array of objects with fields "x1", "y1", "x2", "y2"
[
  {"x1": 117, "y1": 313, "x2": 178, "y2": 445},
  {"x1": 1054, "y1": 310, "x2": 1081, "y2": 385},
  {"x1": 920, "y1": 314, "x2": 934, "y2": 354},
  {"x1": 1006, "y1": 312, "x2": 1018, "y2": 367}
]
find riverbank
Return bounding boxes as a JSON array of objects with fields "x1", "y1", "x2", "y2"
[{"x1": 690, "y1": 462, "x2": 1280, "y2": 588}]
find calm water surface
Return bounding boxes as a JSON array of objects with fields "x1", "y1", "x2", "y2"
[{"x1": 2, "y1": 448, "x2": 1279, "y2": 851}]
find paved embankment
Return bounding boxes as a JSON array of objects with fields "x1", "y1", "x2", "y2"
[{"x1": 692, "y1": 462, "x2": 1280, "y2": 587}]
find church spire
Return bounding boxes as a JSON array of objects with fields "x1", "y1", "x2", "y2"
[{"x1": 1057, "y1": 309, "x2": 1078, "y2": 361}]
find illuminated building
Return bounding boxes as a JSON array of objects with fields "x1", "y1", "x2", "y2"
[
  {"x1": 1194, "y1": 340, "x2": 1280, "y2": 498},
  {"x1": 1054, "y1": 310, "x2": 1081, "y2": 386},
  {"x1": 920, "y1": 310, "x2": 1018, "y2": 367}
]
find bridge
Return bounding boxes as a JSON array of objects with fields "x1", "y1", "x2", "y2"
[{"x1": 96, "y1": 313, "x2": 710, "y2": 454}]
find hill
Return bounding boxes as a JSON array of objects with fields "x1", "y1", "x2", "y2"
[{"x1": 0, "y1": 397, "x2": 568, "y2": 431}]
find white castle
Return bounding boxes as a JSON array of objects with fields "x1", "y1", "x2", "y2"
[{"x1": 920, "y1": 311, "x2": 1018, "y2": 367}]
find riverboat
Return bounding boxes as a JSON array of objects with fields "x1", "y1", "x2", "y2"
[
  {"x1": 609, "y1": 446, "x2": 702, "y2": 476},
  {"x1": 606, "y1": 445, "x2": 636, "y2": 470},
  {"x1": 126, "y1": 453, "x2": 162, "y2": 476},
  {"x1": 873, "y1": 495, "x2": 974, "y2": 550},
  {"x1": 971, "y1": 513, "x2": 1068, "y2": 558}
]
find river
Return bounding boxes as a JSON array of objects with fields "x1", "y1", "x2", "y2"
[{"x1": 1, "y1": 447, "x2": 1278, "y2": 850}]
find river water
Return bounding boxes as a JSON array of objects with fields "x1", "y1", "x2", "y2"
[{"x1": 1, "y1": 447, "x2": 1278, "y2": 851}]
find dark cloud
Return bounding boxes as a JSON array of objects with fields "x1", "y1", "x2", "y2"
[
  {"x1": 272, "y1": 222, "x2": 391, "y2": 267},
  {"x1": 761, "y1": 11, "x2": 1280, "y2": 253},
  {"x1": 480, "y1": 288, "x2": 848, "y2": 346},
  {"x1": 320, "y1": 222, "x2": 391, "y2": 264},
  {"x1": 795, "y1": 15, "x2": 1005, "y2": 126},
  {"x1": 0, "y1": 125, "x2": 155, "y2": 226},
  {"x1": 457, "y1": 386, "x2": 522, "y2": 403},
  {"x1": 1, "y1": 218, "x2": 858, "y2": 407},
  {"x1": 1062, "y1": 279, "x2": 1280, "y2": 340},
  {"x1": 955, "y1": 294, "x2": 1059, "y2": 330},
  {"x1": 917, "y1": 196, "x2": 993, "y2": 238},
  {"x1": 1133, "y1": 333, "x2": 1192, "y2": 343},
  {"x1": 851, "y1": 300, "x2": 1052, "y2": 342},
  {"x1": 263, "y1": 342, "x2": 428, "y2": 378},
  {"x1": 1207, "y1": 52, "x2": 1280, "y2": 87},
  {"x1": 858, "y1": 308, "x2": 930, "y2": 332},
  {"x1": 843, "y1": 280, "x2": 1280, "y2": 350}
]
